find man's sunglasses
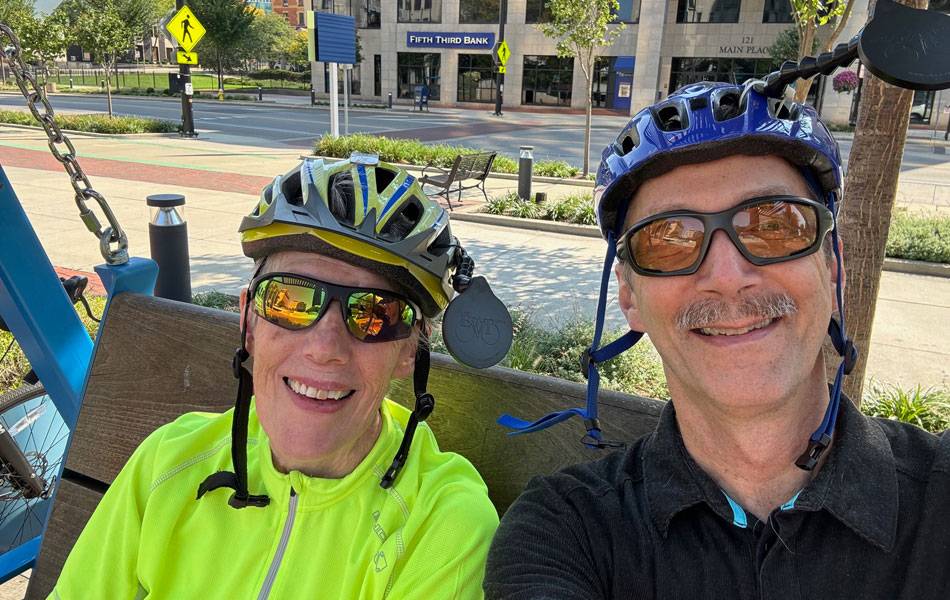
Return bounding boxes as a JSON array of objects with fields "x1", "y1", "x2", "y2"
[
  {"x1": 250, "y1": 273, "x2": 419, "y2": 343},
  {"x1": 616, "y1": 196, "x2": 835, "y2": 276}
]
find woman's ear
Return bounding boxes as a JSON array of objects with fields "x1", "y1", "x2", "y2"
[
  {"x1": 615, "y1": 264, "x2": 647, "y2": 333},
  {"x1": 393, "y1": 338, "x2": 417, "y2": 380}
]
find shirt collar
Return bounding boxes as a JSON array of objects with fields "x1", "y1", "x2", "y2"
[{"x1": 642, "y1": 396, "x2": 899, "y2": 551}]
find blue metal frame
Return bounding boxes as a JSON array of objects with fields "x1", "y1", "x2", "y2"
[{"x1": 0, "y1": 164, "x2": 158, "y2": 579}]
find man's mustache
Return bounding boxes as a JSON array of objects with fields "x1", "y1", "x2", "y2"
[{"x1": 675, "y1": 293, "x2": 798, "y2": 331}]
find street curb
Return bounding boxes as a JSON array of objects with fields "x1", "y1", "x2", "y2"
[
  {"x1": 452, "y1": 211, "x2": 950, "y2": 278},
  {"x1": 0, "y1": 122, "x2": 180, "y2": 139},
  {"x1": 302, "y1": 154, "x2": 595, "y2": 188}
]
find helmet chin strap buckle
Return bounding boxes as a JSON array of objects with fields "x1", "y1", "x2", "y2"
[{"x1": 795, "y1": 432, "x2": 833, "y2": 471}]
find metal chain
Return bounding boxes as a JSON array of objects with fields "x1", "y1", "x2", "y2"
[{"x1": 0, "y1": 23, "x2": 128, "y2": 265}]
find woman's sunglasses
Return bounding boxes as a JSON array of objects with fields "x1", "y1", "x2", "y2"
[
  {"x1": 250, "y1": 273, "x2": 419, "y2": 343},
  {"x1": 616, "y1": 195, "x2": 835, "y2": 276}
]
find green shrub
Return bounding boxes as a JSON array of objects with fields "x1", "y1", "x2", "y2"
[
  {"x1": 484, "y1": 191, "x2": 596, "y2": 226},
  {"x1": 245, "y1": 69, "x2": 311, "y2": 83},
  {"x1": 0, "y1": 109, "x2": 177, "y2": 134},
  {"x1": 886, "y1": 210, "x2": 950, "y2": 264},
  {"x1": 314, "y1": 134, "x2": 580, "y2": 178},
  {"x1": 193, "y1": 291, "x2": 241, "y2": 312},
  {"x1": 861, "y1": 382, "x2": 950, "y2": 433}
]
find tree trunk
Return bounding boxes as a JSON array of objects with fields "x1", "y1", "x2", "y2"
[
  {"x1": 794, "y1": 24, "x2": 817, "y2": 104},
  {"x1": 105, "y1": 62, "x2": 114, "y2": 117},
  {"x1": 583, "y1": 73, "x2": 593, "y2": 177},
  {"x1": 837, "y1": 0, "x2": 926, "y2": 404}
]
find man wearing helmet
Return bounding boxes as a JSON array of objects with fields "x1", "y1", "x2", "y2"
[
  {"x1": 485, "y1": 82, "x2": 950, "y2": 598},
  {"x1": 53, "y1": 155, "x2": 501, "y2": 598}
]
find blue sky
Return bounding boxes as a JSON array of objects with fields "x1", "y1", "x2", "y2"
[{"x1": 35, "y1": 0, "x2": 63, "y2": 14}]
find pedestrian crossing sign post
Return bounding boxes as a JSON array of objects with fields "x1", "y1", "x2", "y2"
[
  {"x1": 166, "y1": 6, "x2": 206, "y2": 53},
  {"x1": 495, "y1": 40, "x2": 510, "y2": 66},
  {"x1": 176, "y1": 51, "x2": 198, "y2": 65},
  {"x1": 498, "y1": 66, "x2": 506, "y2": 74}
]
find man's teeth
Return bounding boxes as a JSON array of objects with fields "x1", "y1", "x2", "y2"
[
  {"x1": 699, "y1": 318, "x2": 773, "y2": 336},
  {"x1": 287, "y1": 378, "x2": 351, "y2": 400}
]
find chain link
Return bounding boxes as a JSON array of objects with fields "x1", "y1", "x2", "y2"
[{"x1": 1, "y1": 23, "x2": 128, "y2": 265}]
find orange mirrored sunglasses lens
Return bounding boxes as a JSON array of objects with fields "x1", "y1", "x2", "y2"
[
  {"x1": 733, "y1": 201, "x2": 818, "y2": 258},
  {"x1": 631, "y1": 215, "x2": 704, "y2": 272}
]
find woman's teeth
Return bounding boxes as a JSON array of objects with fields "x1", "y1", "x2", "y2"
[
  {"x1": 699, "y1": 318, "x2": 774, "y2": 336},
  {"x1": 287, "y1": 378, "x2": 352, "y2": 400}
]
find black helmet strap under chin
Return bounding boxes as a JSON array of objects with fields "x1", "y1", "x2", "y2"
[{"x1": 380, "y1": 344, "x2": 435, "y2": 489}]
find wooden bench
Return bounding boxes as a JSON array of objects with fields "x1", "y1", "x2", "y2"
[
  {"x1": 420, "y1": 151, "x2": 497, "y2": 210},
  {"x1": 25, "y1": 293, "x2": 663, "y2": 598}
]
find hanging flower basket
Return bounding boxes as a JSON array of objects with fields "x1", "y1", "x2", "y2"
[{"x1": 832, "y1": 70, "x2": 859, "y2": 94}]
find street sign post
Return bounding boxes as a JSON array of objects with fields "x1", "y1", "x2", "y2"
[
  {"x1": 495, "y1": 40, "x2": 510, "y2": 66},
  {"x1": 493, "y1": 0, "x2": 508, "y2": 116},
  {"x1": 165, "y1": 3, "x2": 206, "y2": 138}
]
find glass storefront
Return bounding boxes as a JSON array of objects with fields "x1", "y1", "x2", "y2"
[
  {"x1": 614, "y1": 0, "x2": 641, "y2": 22},
  {"x1": 525, "y1": 0, "x2": 551, "y2": 23},
  {"x1": 592, "y1": 56, "x2": 635, "y2": 110},
  {"x1": 669, "y1": 57, "x2": 774, "y2": 92},
  {"x1": 522, "y1": 55, "x2": 574, "y2": 106},
  {"x1": 398, "y1": 0, "x2": 442, "y2": 23},
  {"x1": 457, "y1": 54, "x2": 497, "y2": 103},
  {"x1": 397, "y1": 52, "x2": 441, "y2": 100},
  {"x1": 459, "y1": 0, "x2": 500, "y2": 23},
  {"x1": 676, "y1": 0, "x2": 741, "y2": 23}
]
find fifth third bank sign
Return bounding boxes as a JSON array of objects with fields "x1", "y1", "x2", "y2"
[{"x1": 406, "y1": 32, "x2": 496, "y2": 50}]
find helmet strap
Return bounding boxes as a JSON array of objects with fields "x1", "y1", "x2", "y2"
[
  {"x1": 497, "y1": 232, "x2": 641, "y2": 448},
  {"x1": 381, "y1": 343, "x2": 435, "y2": 489},
  {"x1": 196, "y1": 263, "x2": 271, "y2": 508},
  {"x1": 796, "y1": 192, "x2": 857, "y2": 471}
]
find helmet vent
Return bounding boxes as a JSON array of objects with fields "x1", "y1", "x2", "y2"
[
  {"x1": 655, "y1": 104, "x2": 687, "y2": 132},
  {"x1": 376, "y1": 168, "x2": 396, "y2": 193},
  {"x1": 620, "y1": 134, "x2": 637, "y2": 155},
  {"x1": 380, "y1": 195, "x2": 424, "y2": 242},
  {"x1": 328, "y1": 172, "x2": 356, "y2": 225},
  {"x1": 714, "y1": 92, "x2": 742, "y2": 121},
  {"x1": 281, "y1": 172, "x2": 303, "y2": 206}
]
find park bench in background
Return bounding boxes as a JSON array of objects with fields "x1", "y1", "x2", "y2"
[
  {"x1": 25, "y1": 293, "x2": 662, "y2": 598},
  {"x1": 420, "y1": 151, "x2": 497, "y2": 210}
]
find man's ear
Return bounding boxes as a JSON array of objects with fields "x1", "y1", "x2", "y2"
[
  {"x1": 239, "y1": 287, "x2": 254, "y2": 354},
  {"x1": 615, "y1": 263, "x2": 646, "y2": 333}
]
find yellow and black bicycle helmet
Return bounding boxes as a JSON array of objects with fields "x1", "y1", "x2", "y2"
[{"x1": 240, "y1": 153, "x2": 460, "y2": 317}]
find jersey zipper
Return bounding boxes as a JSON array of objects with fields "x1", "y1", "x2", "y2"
[{"x1": 257, "y1": 487, "x2": 299, "y2": 600}]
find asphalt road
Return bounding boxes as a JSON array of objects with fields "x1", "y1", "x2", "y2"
[{"x1": 1, "y1": 93, "x2": 948, "y2": 176}]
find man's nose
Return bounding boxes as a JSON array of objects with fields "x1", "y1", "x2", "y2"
[{"x1": 693, "y1": 229, "x2": 761, "y2": 296}]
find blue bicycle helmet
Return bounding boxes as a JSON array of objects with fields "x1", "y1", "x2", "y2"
[
  {"x1": 595, "y1": 81, "x2": 843, "y2": 238},
  {"x1": 499, "y1": 80, "x2": 856, "y2": 472}
]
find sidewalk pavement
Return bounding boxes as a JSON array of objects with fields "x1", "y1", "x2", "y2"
[{"x1": 0, "y1": 126, "x2": 947, "y2": 391}]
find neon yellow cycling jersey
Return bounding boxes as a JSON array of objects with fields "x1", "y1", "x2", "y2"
[{"x1": 52, "y1": 399, "x2": 498, "y2": 599}]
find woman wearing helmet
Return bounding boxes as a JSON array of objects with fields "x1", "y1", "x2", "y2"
[{"x1": 53, "y1": 155, "x2": 502, "y2": 599}]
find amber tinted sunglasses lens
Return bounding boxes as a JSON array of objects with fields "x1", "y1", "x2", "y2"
[
  {"x1": 733, "y1": 200, "x2": 819, "y2": 258},
  {"x1": 346, "y1": 292, "x2": 415, "y2": 342},
  {"x1": 254, "y1": 276, "x2": 324, "y2": 330},
  {"x1": 630, "y1": 215, "x2": 705, "y2": 272}
]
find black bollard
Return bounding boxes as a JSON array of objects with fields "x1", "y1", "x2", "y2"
[
  {"x1": 147, "y1": 194, "x2": 192, "y2": 303},
  {"x1": 388, "y1": 92, "x2": 392, "y2": 109},
  {"x1": 258, "y1": 86, "x2": 263, "y2": 102},
  {"x1": 518, "y1": 146, "x2": 534, "y2": 201},
  {"x1": 311, "y1": 85, "x2": 316, "y2": 105}
]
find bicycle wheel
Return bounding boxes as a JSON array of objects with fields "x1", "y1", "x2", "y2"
[{"x1": 0, "y1": 383, "x2": 68, "y2": 555}]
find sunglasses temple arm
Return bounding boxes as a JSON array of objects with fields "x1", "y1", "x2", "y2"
[{"x1": 381, "y1": 345, "x2": 435, "y2": 489}]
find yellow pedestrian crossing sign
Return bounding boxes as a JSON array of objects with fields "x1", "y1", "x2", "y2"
[
  {"x1": 166, "y1": 6, "x2": 206, "y2": 53},
  {"x1": 496, "y1": 40, "x2": 511, "y2": 66},
  {"x1": 498, "y1": 66, "x2": 506, "y2": 74},
  {"x1": 177, "y1": 50, "x2": 198, "y2": 65}
]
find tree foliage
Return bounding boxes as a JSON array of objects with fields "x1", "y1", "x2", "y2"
[
  {"x1": 72, "y1": 0, "x2": 134, "y2": 116},
  {"x1": 787, "y1": 0, "x2": 858, "y2": 103},
  {"x1": 189, "y1": 0, "x2": 255, "y2": 88},
  {"x1": 767, "y1": 26, "x2": 817, "y2": 68},
  {"x1": 243, "y1": 11, "x2": 294, "y2": 66},
  {"x1": 0, "y1": 0, "x2": 35, "y2": 32},
  {"x1": 538, "y1": 0, "x2": 624, "y2": 176}
]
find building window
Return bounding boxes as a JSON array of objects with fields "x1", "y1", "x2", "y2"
[
  {"x1": 669, "y1": 57, "x2": 773, "y2": 93},
  {"x1": 282, "y1": 0, "x2": 288, "y2": 6},
  {"x1": 397, "y1": 52, "x2": 441, "y2": 100},
  {"x1": 460, "y1": 0, "x2": 499, "y2": 23},
  {"x1": 522, "y1": 55, "x2": 574, "y2": 106},
  {"x1": 398, "y1": 0, "x2": 442, "y2": 23},
  {"x1": 762, "y1": 0, "x2": 793, "y2": 22},
  {"x1": 298, "y1": 12, "x2": 305, "y2": 25},
  {"x1": 457, "y1": 54, "x2": 496, "y2": 103},
  {"x1": 374, "y1": 55, "x2": 381, "y2": 96},
  {"x1": 525, "y1": 0, "x2": 551, "y2": 23},
  {"x1": 357, "y1": 0, "x2": 381, "y2": 28},
  {"x1": 613, "y1": 0, "x2": 640, "y2": 22},
  {"x1": 676, "y1": 0, "x2": 740, "y2": 23},
  {"x1": 297, "y1": 0, "x2": 303, "y2": 5}
]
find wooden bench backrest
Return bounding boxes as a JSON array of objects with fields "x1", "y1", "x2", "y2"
[{"x1": 26, "y1": 293, "x2": 663, "y2": 598}]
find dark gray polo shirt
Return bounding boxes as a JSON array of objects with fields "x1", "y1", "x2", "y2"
[{"x1": 484, "y1": 397, "x2": 950, "y2": 599}]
